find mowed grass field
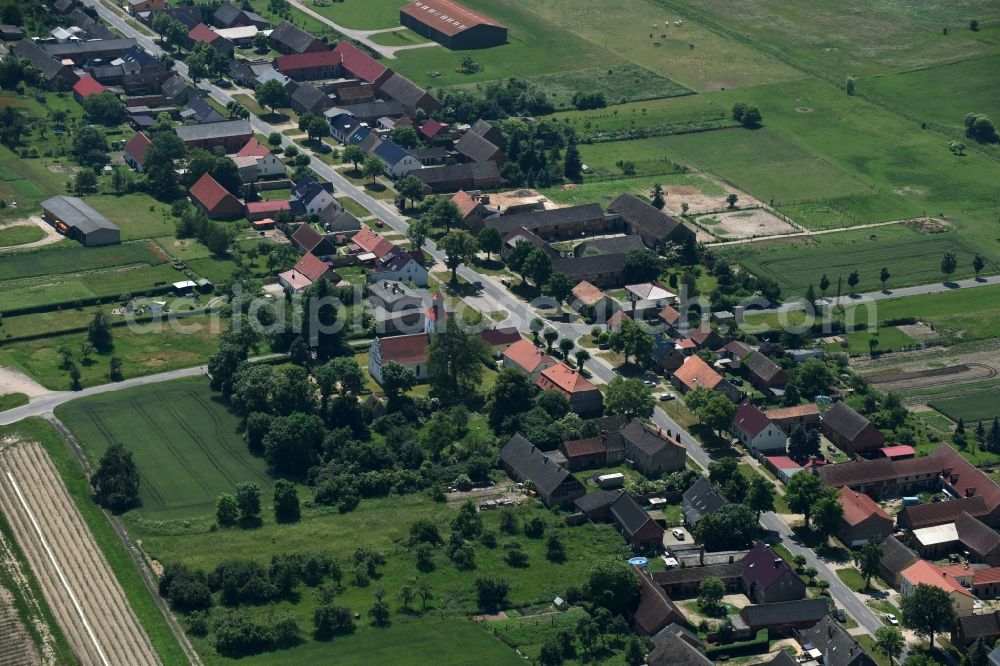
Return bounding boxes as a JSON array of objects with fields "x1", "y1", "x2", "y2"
[
  {"x1": 0, "y1": 263, "x2": 183, "y2": 312},
  {"x1": 56, "y1": 378, "x2": 273, "y2": 520},
  {"x1": 664, "y1": 0, "x2": 1000, "y2": 79},
  {"x1": 308, "y1": 0, "x2": 402, "y2": 30},
  {"x1": 86, "y1": 195, "x2": 177, "y2": 241},
  {"x1": 0, "y1": 241, "x2": 166, "y2": 281},
  {"x1": 931, "y1": 389, "x2": 1000, "y2": 425},
  {"x1": 0, "y1": 224, "x2": 45, "y2": 247},
  {"x1": 724, "y1": 225, "x2": 998, "y2": 295}
]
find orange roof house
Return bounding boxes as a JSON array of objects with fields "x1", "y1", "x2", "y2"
[
  {"x1": 237, "y1": 137, "x2": 271, "y2": 158},
  {"x1": 502, "y1": 338, "x2": 555, "y2": 379},
  {"x1": 123, "y1": 132, "x2": 151, "y2": 171},
  {"x1": 351, "y1": 227, "x2": 396, "y2": 259},
  {"x1": 535, "y1": 363, "x2": 603, "y2": 414},
  {"x1": 72, "y1": 75, "x2": 107, "y2": 101},
  {"x1": 837, "y1": 487, "x2": 893, "y2": 547},
  {"x1": 188, "y1": 172, "x2": 243, "y2": 219},
  {"x1": 292, "y1": 251, "x2": 337, "y2": 283},
  {"x1": 671, "y1": 355, "x2": 742, "y2": 403},
  {"x1": 900, "y1": 559, "x2": 975, "y2": 616}
]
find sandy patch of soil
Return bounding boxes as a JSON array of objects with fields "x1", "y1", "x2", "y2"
[
  {"x1": 0, "y1": 440, "x2": 159, "y2": 665},
  {"x1": 902, "y1": 217, "x2": 949, "y2": 234},
  {"x1": 0, "y1": 367, "x2": 49, "y2": 400},
  {"x1": 896, "y1": 322, "x2": 938, "y2": 342},
  {"x1": 662, "y1": 181, "x2": 763, "y2": 216},
  {"x1": 696, "y1": 208, "x2": 798, "y2": 240}
]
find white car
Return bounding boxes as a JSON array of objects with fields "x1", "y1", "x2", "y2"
[
  {"x1": 659, "y1": 392, "x2": 675, "y2": 402},
  {"x1": 671, "y1": 529, "x2": 685, "y2": 540},
  {"x1": 884, "y1": 613, "x2": 899, "y2": 626},
  {"x1": 643, "y1": 379, "x2": 657, "y2": 388}
]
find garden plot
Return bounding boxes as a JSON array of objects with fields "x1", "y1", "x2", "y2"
[{"x1": 0, "y1": 439, "x2": 159, "y2": 666}]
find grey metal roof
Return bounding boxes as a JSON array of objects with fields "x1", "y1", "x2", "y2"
[
  {"x1": 823, "y1": 401, "x2": 876, "y2": 442},
  {"x1": 647, "y1": 632, "x2": 711, "y2": 666},
  {"x1": 42, "y1": 196, "x2": 118, "y2": 234},
  {"x1": 739, "y1": 599, "x2": 828, "y2": 628},
  {"x1": 455, "y1": 130, "x2": 502, "y2": 163},
  {"x1": 609, "y1": 193, "x2": 690, "y2": 243},
  {"x1": 412, "y1": 161, "x2": 500, "y2": 185},
  {"x1": 269, "y1": 20, "x2": 321, "y2": 53},
  {"x1": 377, "y1": 72, "x2": 429, "y2": 108},
  {"x1": 682, "y1": 477, "x2": 729, "y2": 525},
  {"x1": 574, "y1": 489, "x2": 619, "y2": 514},
  {"x1": 621, "y1": 419, "x2": 678, "y2": 457},
  {"x1": 609, "y1": 492, "x2": 656, "y2": 537},
  {"x1": 43, "y1": 38, "x2": 137, "y2": 57},
  {"x1": 340, "y1": 100, "x2": 405, "y2": 119},
  {"x1": 500, "y1": 433, "x2": 581, "y2": 497},
  {"x1": 12, "y1": 40, "x2": 68, "y2": 81},
  {"x1": 796, "y1": 616, "x2": 875, "y2": 666},
  {"x1": 550, "y1": 252, "x2": 628, "y2": 280},
  {"x1": 486, "y1": 203, "x2": 605, "y2": 235},
  {"x1": 175, "y1": 119, "x2": 251, "y2": 142}
]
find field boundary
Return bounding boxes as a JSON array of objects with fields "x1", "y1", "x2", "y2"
[{"x1": 47, "y1": 416, "x2": 203, "y2": 666}]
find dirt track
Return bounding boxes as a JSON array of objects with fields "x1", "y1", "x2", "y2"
[
  {"x1": 0, "y1": 440, "x2": 159, "y2": 666},
  {"x1": 853, "y1": 340, "x2": 1000, "y2": 393}
]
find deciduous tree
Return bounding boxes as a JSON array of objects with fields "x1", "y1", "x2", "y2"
[
  {"x1": 91, "y1": 442, "x2": 140, "y2": 513},
  {"x1": 901, "y1": 583, "x2": 957, "y2": 648},
  {"x1": 604, "y1": 376, "x2": 655, "y2": 418}
]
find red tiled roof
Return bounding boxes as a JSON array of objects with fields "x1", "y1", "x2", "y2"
[
  {"x1": 246, "y1": 200, "x2": 290, "y2": 214},
  {"x1": 571, "y1": 280, "x2": 605, "y2": 307},
  {"x1": 881, "y1": 445, "x2": 916, "y2": 459},
  {"x1": 562, "y1": 437, "x2": 606, "y2": 459},
  {"x1": 676, "y1": 338, "x2": 696, "y2": 350},
  {"x1": 237, "y1": 137, "x2": 270, "y2": 158},
  {"x1": 902, "y1": 560, "x2": 973, "y2": 597},
  {"x1": 765, "y1": 404, "x2": 820, "y2": 421},
  {"x1": 420, "y1": 118, "x2": 445, "y2": 138},
  {"x1": 451, "y1": 190, "x2": 478, "y2": 219},
  {"x1": 608, "y1": 310, "x2": 631, "y2": 327},
  {"x1": 123, "y1": 132, "x2": 151, "y2": 166},
  {"x1": 275, "y1": 49, "x2": 340, "y2": 72},
  {"x1": 733, "y1": 401, "x2": 771, "y2": 439},
  {"x1": 479, "y1": 327, "x2": 521, "y2": 347},
  {"x1": 278, "y1": 268, "x2": 312, "y2": 291},
  {"x1": 351, "y1": 227, "x2": 395, "y2": 258},
  {"x1": 292, "y1": 252, "x2": 331, "y2": 282},
  {"x1": 400, "y1": 0, "x2": 506, "y2": 37},
  {"x1": 765, "y1": 456, "x2": 801, "y2": 470},
  {"x1": 188, "y1": 23, "x2": 220, "y2": 43},
  {"x1": 673, "y1": 355, "x2": 722, "y2": 391},
  {"x1": 838, "y1": 487, "x2": 891, "y2": 526},
  {"x1": 658, "y1": 305, "x2": 681, "y2": 325},
  {"x1": 536, "y1": 363, "x2": 596, "y2": 395},
  {"x1": 189, "y1": 172, "x2": 237, "y2": 212},
  {"x1": 504, "y1": 339, "x2": 552, "y2": 373},
  {"x1": 73, "y1": 75, "x2": 107, "y2": 98},
  {"x1": 973, "y1": 567, "x2": 1000, "y2": 586},
  {"x1": 332, "y1": 40, "x2": 388, "y2": 84},
  {"x1": 378, "y1": 333, "x2": 429, "y2": 366},
  {"x1": 931, "y1": 444, "x2": 1000, "y2": 509}
]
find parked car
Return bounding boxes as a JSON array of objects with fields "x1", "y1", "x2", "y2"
[
  {"x1": 214, "y1": 78, "x2": 232, "y2": 88},
  {"x1": 884, "y1": 613, "x2": 898, "y2": 626},
  {"x1": 671, "y1": 529, "x2": 685, "y2": 540},
  {"x1": 835, "y1": 608, "x2": 846, "y2": 622},
  {"x1": 658, "y1": 392, "x2": 675, "y2": 402},
  {"x1": 643, "y1": 379, "x2": 657, "y2": 388}
]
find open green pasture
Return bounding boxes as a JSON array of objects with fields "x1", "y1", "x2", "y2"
[
  {"x1": 711, "y1": 79, "x2": 1000, "y2": 233},
  {"x1": 0, "y1": 241, "x2": 166, "y2": 281},
  {"x1": 308, "y1": 0, "x2": 403, "y2": 30},
  {"x1": 724, "y1": 225, "x2": 998, "y2": 295},
  {"x1": 930, "y1": 389, "x2": 1000, "y2": 426},
  {"x1": 366, "y1": 28, "x2": 428, "y2": 47},
  {"x1": 661, "y1": 0, "x2": 1000, "y2": 80},
  {"x1": 0, "y1": 313, "x2": 223, "y2": 389},
  {"x1": 863, "y1": 55, "x2": 1000, "y2": 133},
  {"x1": 499, "y1": 64, "x2": 692, "y2": 111},
  {"x1": 554, "y1": 94, "x2": 729, "y2": 135},
  {"x1": 57, "y1": 378, "x2": 273, "y2": 519},
  {"x1": 579, "y1": 127, "x2": 869, "y2": 202},
  {"x1": 392, "y1": 0, "x2": 626, "y2": 88},
  {"x1": 742, "y1": 282, "x2": 1000, "y2": 342},
  {"x1": 506, "y1": 0, "x2": 802, "y2": 91},
  {"x1": 0, "y1": 263, "x2": 182, "y2": 313}
]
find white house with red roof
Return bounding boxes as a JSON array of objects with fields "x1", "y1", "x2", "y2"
[
  {"x1": 535, "y1": 363, "x2": 603, "y2": 414},
  {"x1": 837, "y1": 487, "x2": 893, "y2": 546},
  {"x1": 72, "y1": 75, "x2": 107, "y2": 103},
  {"x1": 901, "y1": 560, "x2": 976, "y2": 616},
  {"x1": 368, "y1": 333, "x2": 431, "y2": 385},
  {"x1": 502, "y1": 338, "x2": 555, "y2": 380},
  {"x1": 232, "y1": 137, "x2": 285, "y2": 183},
  {"x1": 351, "y1": 227, "x2": 396, "y2": 260},
  {"x1": 732, "y1": 401, "x2": 786, "y2": 455},
  {"x1": 123, "y1": 132, "x2": 151, "y2": 172}
]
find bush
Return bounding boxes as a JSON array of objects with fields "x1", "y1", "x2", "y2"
[
  {"x1": 704, "y1": 629, "x2": 769, "y2": 658},
  {"x1": 213, "y1": 611, "x2": 276, "y2": 657},
  {"x1": 159, "y1": 562, "x2": 212, "y2": 612},
  {"x1": 314, "y1": 604, "x2": 355, "y2": 639}
]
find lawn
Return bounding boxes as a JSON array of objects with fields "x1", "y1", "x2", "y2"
[
  {"x1": 0, "y1": 418, "x2": 188, "y2": 665},
  {"x1": 86, "y1": 194, "x2": 176, "y2": 241},
  {"x1": 340, "y1": 197, "x2": 372, "y2": 219},
  {"x1": 930, "y1": 388, "x2": 1000, "y2": 426},
  {"x1": 0, "y1": 263, "x2": 184, "y2": 313},
  {"x1": 826, "y1": 327, "x2": 918, "y2": 356},
  {"x1": 723, "y1": 224, "x2": 998, "y2": 296},
  {"x1": 0, "y1": 392, "x2": 28, "y2": 410},
  {"x1": 504, "y1": 0, "x2": 802, "y2": 92},
  {"x1": 0, "y1": 312, "x2": 223, "y2": 389},
  {"x1": 307, "y1": 0, "x2": 402, "y2": 30},
  {"x1": 56, "y1": 377, "x2": 274, "y2": 520},
  {"x1": 835, "y1": 567, "x2": 868, "y2": 592},
  {"x1": 366, "y1": 28, "x2": 430, "y2": 47},
  {"x1": 552, "y1": 94, "x2": 730, "y2": 135},
  {"x1": 0, "y1": 240, "x2": 167, "y2": 281},
  {"x1": 0, "y1": 224, "x2": 45, "y2": 247},
  {"x1": 663, "y1": 0, "x2": 999, "y2": 80}
]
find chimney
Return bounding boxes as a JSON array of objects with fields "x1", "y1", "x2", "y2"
[
  {"x1": 827, "y1": 623, "x2": 834, "y2": 638},
  {"x1": 967, "y1": 487, "x2": 976, "y2": 497},
  {"x1": 774, "y1": 558, "x2": 781, "y2": 568}
]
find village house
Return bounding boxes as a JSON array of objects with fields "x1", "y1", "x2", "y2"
[
  {"x1": 188, "y1": 173, "x2": 243, "y2": 219},
  {"x1": 837, "y1": 487, "x2": 893, "y2": 547},
  {"x1": 455, "y1": 129, "x2": 506, "y2": 165},
  {"x1": 485, "y1": 204, "x2": 617, "y2": 241},
  {"x1": 609, "y1": 492, "x2": 664, "y2": 551},
  {"x1": 552, "y1": 253, "x2": 629, "y2": 289},
  {"x1": 671, "y1": 355, "x2": 742, "y2": 402},
  {"x1": 624, "y1": 281, "x2": 677, "y2": 319},
  {"x1": 277, "y1": 252, "x2": 339, "y2": 293},
  {"x1": 412, "y1": 162, "x2": 503, "y2": 194},
  {"x1": 502, "y1": 339, "x2": 555, "y2": 380},
  {"x1": 575, "y1": 235, "x2": 646, "y2": 258},
  {"x1": 45, "y1": 38, "x2": 138, "y2": 64},
  {"x1": 123, "y1": 132, "x2": 151, "y2": 172},
  {"x1": 291, "y1": 223, "x2": 337, "y2": 260},
  {"x1": 649, "y1": 334, "x2": 688, "y2": 373},
  {"x1": 212, "y1": 2, "x2": 269, "y2": 29},
  {"x1": 535, "y1": 363, "x2": 604, "y2": 415},
  {"x1": 796, "y1": 616, "x2": 876, "y2": 666},
  {"x1": 291, "y1": 179, "x2": 338, "y2": 217},
  {"x1": 731, "y1": 401, "x2": 787, "y2": 456},
  {"x1": 879, "y1": 536, "x2": 920, "y2": 588},
  {"x1": 127, "y1": 0, "x2": 165, "y2": 15},
  {"x1": 352, "y1": 227, "x2": 396, "y2": 260},
  {"x1": 633, "y1": 569, "x2": 687, "y2": 639},
  {"x1": 366, "y1": 280, "x2": 427, "y2": 336},
  {"x1": 954, "y1": 611, "x2": 1000, "y2": 650},
  {"x1": 232, "y1": 138, "x2": 286, "y2": 183},
  {"x1": 571, "y1": 280, "x2": 615, "y2": 320},
  {"x1": 368, "y1": 248, "x2": 428, "y2": 287},
  {"x1": 175, "y1": 120, "x2": 253, "y2": 151},
  {"x1": 71, "y1": 76, "x2": 107, "y2": 104},
  {"x1": 737, "y1": 598, "x2": 829, "y2": 635},
  {"x1": 499, "y1": 433, "x2": 585, "y2": 508},
  {"x1": 765, "y1": 403, "x2": 821, "y2": 433},
  {"x1": 478, "y1": 328, "x2": 521, "y2": 357},
  {"x1": 501, "y1": 228, "x2": 555, "y2": 260},
  {"x1": 682, "y1": 477, "x2": 729, "y2": 528},
  {"x1": 13, "y1": 40, "x2": 78, "y2": 87},
  {"x1": 620, "y1": 419, "x2": 685, "y2": 477},
  {"x1": 822, "y1": 401, "x2": 886, "y2": 453},
  {"x1": 275, "y1": 50, "x2": 340, "y2": 81},
  {"x1": 291, "y1": 82, "x2": 334, "y2": 116},
  {"x1": 333, "y1": 40, "x2": 392, "y2": 87},
  {"x1": 269, "y1": 20, "x2": 325, "y2": 54},
  {"x1": 741, "y1": 542, "x2": 807, "y2": 604},
  {"x1": 376, "y1": 72, "x2": 440, "y2": 114},
  {"x1": 373, "y1": 140, "x2": 423, "y2": 178},
  {"x1": 901, "y1": 559, "x2": 976, "y2": 616},
  {"x1": 608, "y1": 193, "x2": 694, "y2": 249}
]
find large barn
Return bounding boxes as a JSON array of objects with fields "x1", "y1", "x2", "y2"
[
  {"x1": 399, "y1": 0, "x2": 507, "y2": 50},
  {"x1": 41, "y1": 196, "x2": 120, "y2": 246}
]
